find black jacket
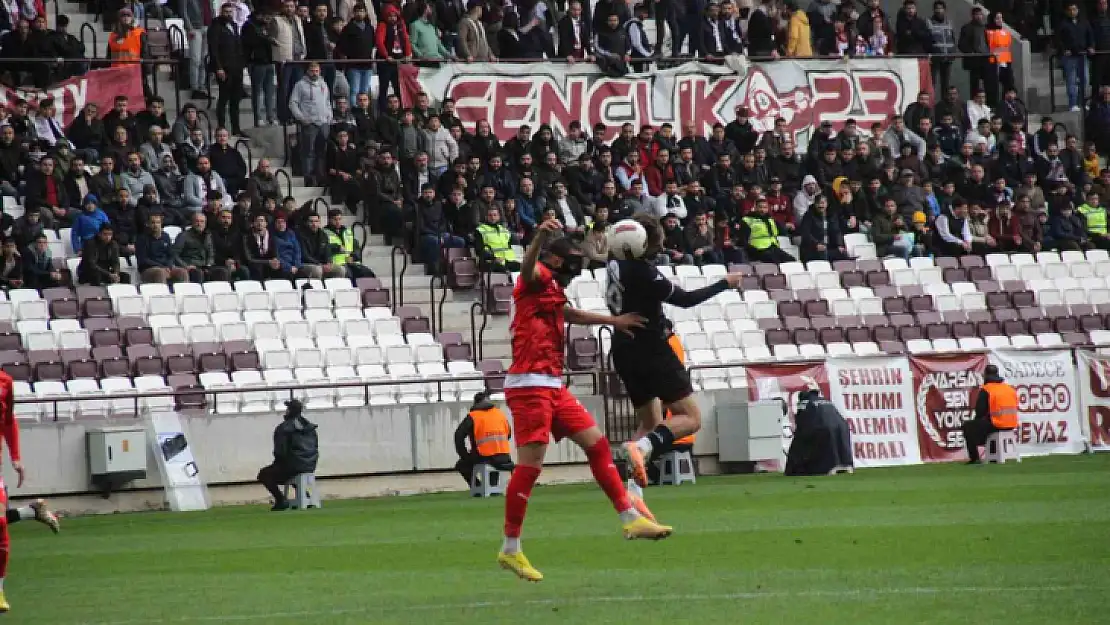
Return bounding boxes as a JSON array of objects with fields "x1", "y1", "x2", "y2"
[
  {"x1": 273, "y1": 414, "x2": 319, "y2": 474},
  {"x1": 556, "y1": 15, "x2": 592, "y2": 58},
  {"x1": 241, "y1": 16, "x2": 274, "y2": 65},
  {"x1": 338, "y1": 19, "x2": 376, "y2": 67},
  {"x1": 1057, "y1": 16, "x2": 1095, "y2": 54},
  {"x1": 78, "y1": 235, "x2": 122, "y2": 284},
  {"x1": 797, "y1": 209, "x2": 844, "y2": 261},
  {"x1": 208, "y1": 17, "x2": 246, "y2": 72},
  {"x1": 746, "y1": 7, "x2": 775, "y2": 55},
  {"x1": 297, "y1": 227, "x2": 335, "y2": 265}
]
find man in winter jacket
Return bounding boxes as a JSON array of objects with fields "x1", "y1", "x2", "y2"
[
  {"x1": 375, "y1": 4, "x2": 412, "y2": 110},
  {"x1": 174, "y1": 212, "x2": 228, "y2": 283},
  {"x1": 77, "y1": 223, "x2": 126, "y2": 285},
  {"x1": 289, "y1": 62, "x2": 333, "y2": 186},
  {"x1": 257, "y1": 399, "x2": 319, "y2": 511},
  {"x1": 70, "y1": 194, "x2": 111, "y2": 254},
  {"x1": 297, "y1": 213, "x2": 342, "y2": 278}
]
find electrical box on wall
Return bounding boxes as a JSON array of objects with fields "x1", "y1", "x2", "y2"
[{"x1": 87, "y1": 427, "x2": 148, "y2": 497}]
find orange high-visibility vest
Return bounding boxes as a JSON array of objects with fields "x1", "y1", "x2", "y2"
[
  {"x1": 666, "y1": 333, "x2": 696, "y2": 447},
  {"x1": 472, "y1": 407, "x2": 511, "y2": 456},
  {"x1": 987, "y1": 29, "x2": 1012, "y2": 65},
  {"x1": 982, "y1": 381, "x2": 1019, "y2": 430},
  {"x1": 108, "y1": 27, "x2": 144, "y2": 66}
]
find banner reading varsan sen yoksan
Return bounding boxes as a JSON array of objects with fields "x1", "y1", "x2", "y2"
[{"x1": 409, "y1": 58, "x2": 929, "y2": 149}]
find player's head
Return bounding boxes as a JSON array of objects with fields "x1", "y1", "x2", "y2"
[
  {"x1": 542, "y1": 237, "x2": 584, "y2": 287},
  {"x1": 631, "y1": 213, "x2": 665, "y2": 260}
]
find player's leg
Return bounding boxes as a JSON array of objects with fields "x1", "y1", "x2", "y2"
[
  {"x1": 624, "y1": 354, "x2": 699, "y2": 486},
  {"x1": 497, "y1": 388, "x2": 551, "y2": 582},
  {"x1": 6, "y1": 500, "x2": 60, "y2": 534},
  {"x1": 558, "y1": 391, "x2": 671, "y2": 540},
  {"x1": 0, "y1": 485, "x2": 9, "y2": 612},
  {"x1": 632, "y1": 398, "x2": 664, "y2": 441}
]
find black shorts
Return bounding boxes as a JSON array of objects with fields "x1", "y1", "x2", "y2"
[{"x1": 611, "y1": 338, "x2": 694, "y2": 408}]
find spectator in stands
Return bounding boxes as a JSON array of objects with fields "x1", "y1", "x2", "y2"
[
  {"x1": 209, "y1": 128, "x2": 248, "y2": 197},
  {"x1": 271, "y1": 212, "x2": 312, "y2": 279},
  {"x1": 134, "y1": 97, "x2": 170, "y2": 146},
  {"x1": 932, "y1": 200, "x2": 973, "y2": 256},
  {"x1": 1078, "y1": 190, "x2": 1110, "y2": 249},
  {"x1": 304, "y1": 3, "x2": 336, "y2": 90},
  {"x1": 31, "y1": 98, "x2": 64, "y2": 147},
  {"x1": 77, "y1": 223, "x2": 127, "y2": 286},
  {"x1": 297, "y1": 212, "x2": 342, "y2": 278},
  {"x1": 369, "y1": 150, "x2": 404, "y2": 243},
  {"x1": 870, "y1": 197, "x2": 910, "y2": 260},
  {"x1": 242, "y1": 9, "x2": 277, "y2": 127},
  {"x1": 325, "y1": 208, "x2": 374, "y2": 278},
  {"x1": 582, "y1": 204, "x2": 610, "y2": 270},
  {"x1": 257, "y1": 399, "x2": 318, "y2": 511},
  {"x1": 474, "y1": 204, "x2": 519, "y2": 271},
  {"x1": 153, "y1": 154, "x2": 187, "y2": 216},
  {"x1": 65, "y1": 104, "x2": 104, "y2": 164},
  {"x1": 211, "y1": 207, "x2": 249, "y2": 280},
  {"x1": 988, "y1": 200, "x2": 1025, "y2": 252},
  {"x1": 177, "y1": 128, "x2": 209, "y2": 174},
  {"x1": 70, "y1": 194, "x2": 110, "y2": 254},
  {"x1": 21, "y1": 233, "x2": 60, "y2": 289},
  {"x1": 243, "y1": 212, "x2": 289, "y2": 280},
  {"x1": 289, "y1": 62, "x2": 333, "y2": 187},
  {"x1": 958, "y1": 6, "x2": 990, "y2": 99},
  {"x1": 1057, "y1": 2, "x2": 1095, "y2": 112},
  {"x1": 0, "y1": 238, "x2": 22, "y2": 290},
  {"x1": 174, "y1": 211, "x2": 228, "y2": 283},
  {"x1": 740, "y1": 196, "x2": 795, "y2": 263},
  {"x1": 797, "y1": 194, "x2": 848, "y2": 261},
  {"x1": 967, "y1": 202, "x2": 998, "y2": 253},
  {"x1": 247, "y1": 158, "x2": 282, "y2": 207},
  {"x1": 659, "y1": 212, "x2": 692, "y2": 265},
  {"x1": 417, "y1": 183, "x2": 466, "y2": 275},
  {"x1": 376, "y1": 4, "x2": 412, "y2": 110},
  {"x1": 170, "y1": 104, "x2": 203, "y2": 146},
  {"x1": 556, "y1": 0, "x2": 591, "y2": 60},
  {"x1": 785, "y1": 1, "x2": 813, "y2": 58},
  {"x1": 184, "y1": 155, "x2": 232, "y2": 214},
  {"x1": 24, "y1": 155, "x2": 69, "y2": 227},
  {"x1": 411, "y1": 1, "x2": 455, "y2": 59},
  {"x1": 11, "y1": 205, "x2": 41, "y2": 251},
  {"x1": 272, "y1": 0, "x2": 307, "y2": 124},
  {"x1": 338, "y1": 4, "x2": 376, "y2": 97},
  {"x1": 685, "y1": 211, "x2": 720, "y2": 265},
  {"x1": 0, "y1": 125, "x2": 22, "y2": 198},
  {"x1": 121, "y1": 151, "x2": 155, "y2": 206},
  {"x1": 746, "y1": 0, "x2": 777, "y2": 57},
  {"x1": 137, "y1": 214, "x2": 189, "y2": 283},
  {"x1": 925, "y1": 3, "x2": 955, "y2": 93},
  {"x1": 139, "y1": 126, "x2": 173, "y2": 172}
]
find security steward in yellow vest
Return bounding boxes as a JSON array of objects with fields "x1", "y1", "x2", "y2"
[
  {"x1": 1078, "y1": 192, "x2": 1110, "y2": 250},
  {"x1": 325, "y1": 208, "x2": 375, "y2": 279},
  {"x1": 454, "y1": 392, "x2": 515, "y2": 486},
  {"x1": 646, "y1": 318, "x2": 696, "y2": 484},
  {"x1": 738, "y1": 197, "x2": 797, "y2": 264},
  {"x1": 961, "y1": 364, "x2": 1019, "y2": 464},
  {"x1": 474, "y1": 205, "x2": 521, "y2": 272}
]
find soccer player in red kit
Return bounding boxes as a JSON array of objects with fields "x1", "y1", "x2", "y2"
[
  {"x1": 497, "y1": 220, "x2": 673, "y2": 583},
  {"x1": 0, "y1": 370, "x2": 61, "y2": 612}
]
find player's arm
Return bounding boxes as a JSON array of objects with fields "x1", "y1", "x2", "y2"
[
  {"x1": 655, "y1": 272, "x2": 744, "y2": 308},
  {"x1": 565, "y1": 307, "x2": 646, "y2": 336},
  {"x1": 520, "y1": 219, "x2": 562, "y2": 287}
]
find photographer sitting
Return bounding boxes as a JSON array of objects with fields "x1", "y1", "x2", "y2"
[
  {"x1": 453, "y1": 392, "x2": 514, "y2": 487},
  {"x1": 257, "y1": 399, "x2": 319, "y2": 511}
]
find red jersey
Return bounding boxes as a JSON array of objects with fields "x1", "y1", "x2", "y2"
[
  {"x1": 507, "y1": 263, "x2": 567, "y2": 381},
  {"x1": 0, "y1": 371, "x2": 19, "y2": 463}
]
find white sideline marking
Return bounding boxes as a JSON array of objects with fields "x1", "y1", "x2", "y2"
[{"x1": 80, "y1": 585, "x2": 1085, "y2": 624}]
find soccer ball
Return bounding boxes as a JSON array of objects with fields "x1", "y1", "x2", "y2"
[{"x1": 608, "y1": 219, "x2": 649, "y2": 260}]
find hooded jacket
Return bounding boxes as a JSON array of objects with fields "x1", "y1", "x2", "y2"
[
  {"x1": 273, "y1": 404, "x2": 319, "y2": 474},
  {"x1": 71, "y1": 194, "x2": 111, "y2": 253},
  {"x1": 273, "y1": 226, "x2": 303, "y2": 271},
  {"x1": 289, "y1": 73, "x2": 334, "y2": 126}
]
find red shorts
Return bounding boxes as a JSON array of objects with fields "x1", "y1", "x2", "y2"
[
  {"x1": 506, "y1": 386, "x2": 598, "y2": 446},
  {"x1": 0, "y1": 476, "x2": 7, "y2": 506}
]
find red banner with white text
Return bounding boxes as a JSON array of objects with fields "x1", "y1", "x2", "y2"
[
  {"x1": 0, "y1": 65, "x2": 144, "y2": 128},
  {"x1": 411, "y1": 58, "x2": 929, "y2": 149},
  {"x1": 910, "y1": 353, "x2": 988, "y2": 462},
  {"x1": 745, "y1": 361, "x2": 829, "y2": 470},
  {"x1": 1077, "y1": 351, "x2": 1110, "y2": 452}
]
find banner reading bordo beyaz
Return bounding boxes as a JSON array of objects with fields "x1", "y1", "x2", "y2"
[
  {"x1": 0, "y1": 65, "x2": 144, "y2": 128},
  {"x1": 745, "y1": 361, "x2": 829, "y2": 471},
  {"x1": 826, "y1": 356, "x2": 921, "y2": 467},
  {"x1": 910, "y1": 353, "x2": 988, "y2": 462},
  {"x1": 990, "y1": 349, "x2": 1085, "y2": 456},
  {"x1": 1077, "y1": 350, "x2": 1110, "y2": 452},
  {"x1": 410, "y1": 58, "x2": 928, "y2": 150}
]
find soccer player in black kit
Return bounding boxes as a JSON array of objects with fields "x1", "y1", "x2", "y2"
[{"x1": 608, "y1": 214, "x2": 744, "y2": 488}]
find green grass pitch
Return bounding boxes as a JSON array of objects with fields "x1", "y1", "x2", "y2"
[{"x1": 9, "y1": 455, "x2": 1110, "y2": 624}]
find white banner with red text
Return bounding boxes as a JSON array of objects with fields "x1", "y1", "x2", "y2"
[
  {"x1": 0, "y1": 65, "x2": 145, "y2": 128},
  {"x1": 746, "y1": 349, "x2": 1089, "y2": 470},
  {"x1": 407, "y1": 58, "x2": 929, "y2": 149},
  {"x1": 1077, "y1": 350, "x2": 1110, "y2": 452}
]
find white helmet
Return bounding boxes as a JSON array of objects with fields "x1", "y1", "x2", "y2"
[{"x1": 608, "y1": 219, "x2": 650, "y2": 260}]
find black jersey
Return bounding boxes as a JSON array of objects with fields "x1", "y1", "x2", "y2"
[
  {"x1": 605, "y1": 259, "x2": 674, "y2": 345},
  {"x1": 605, "y1": 258, "x2": 732, "y2": 348}
]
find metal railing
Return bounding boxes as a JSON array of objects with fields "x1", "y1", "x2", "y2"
[
  {"x1": 390, "y1": 245, "x2": 408, "y2": 312},
  {"x1": 14, "y1": 370, "x2": 601, "y2": 421}
]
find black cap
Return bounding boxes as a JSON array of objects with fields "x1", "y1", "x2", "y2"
[{"x1": 284, "y1": 398, "x2": 304, "y2": 413}]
